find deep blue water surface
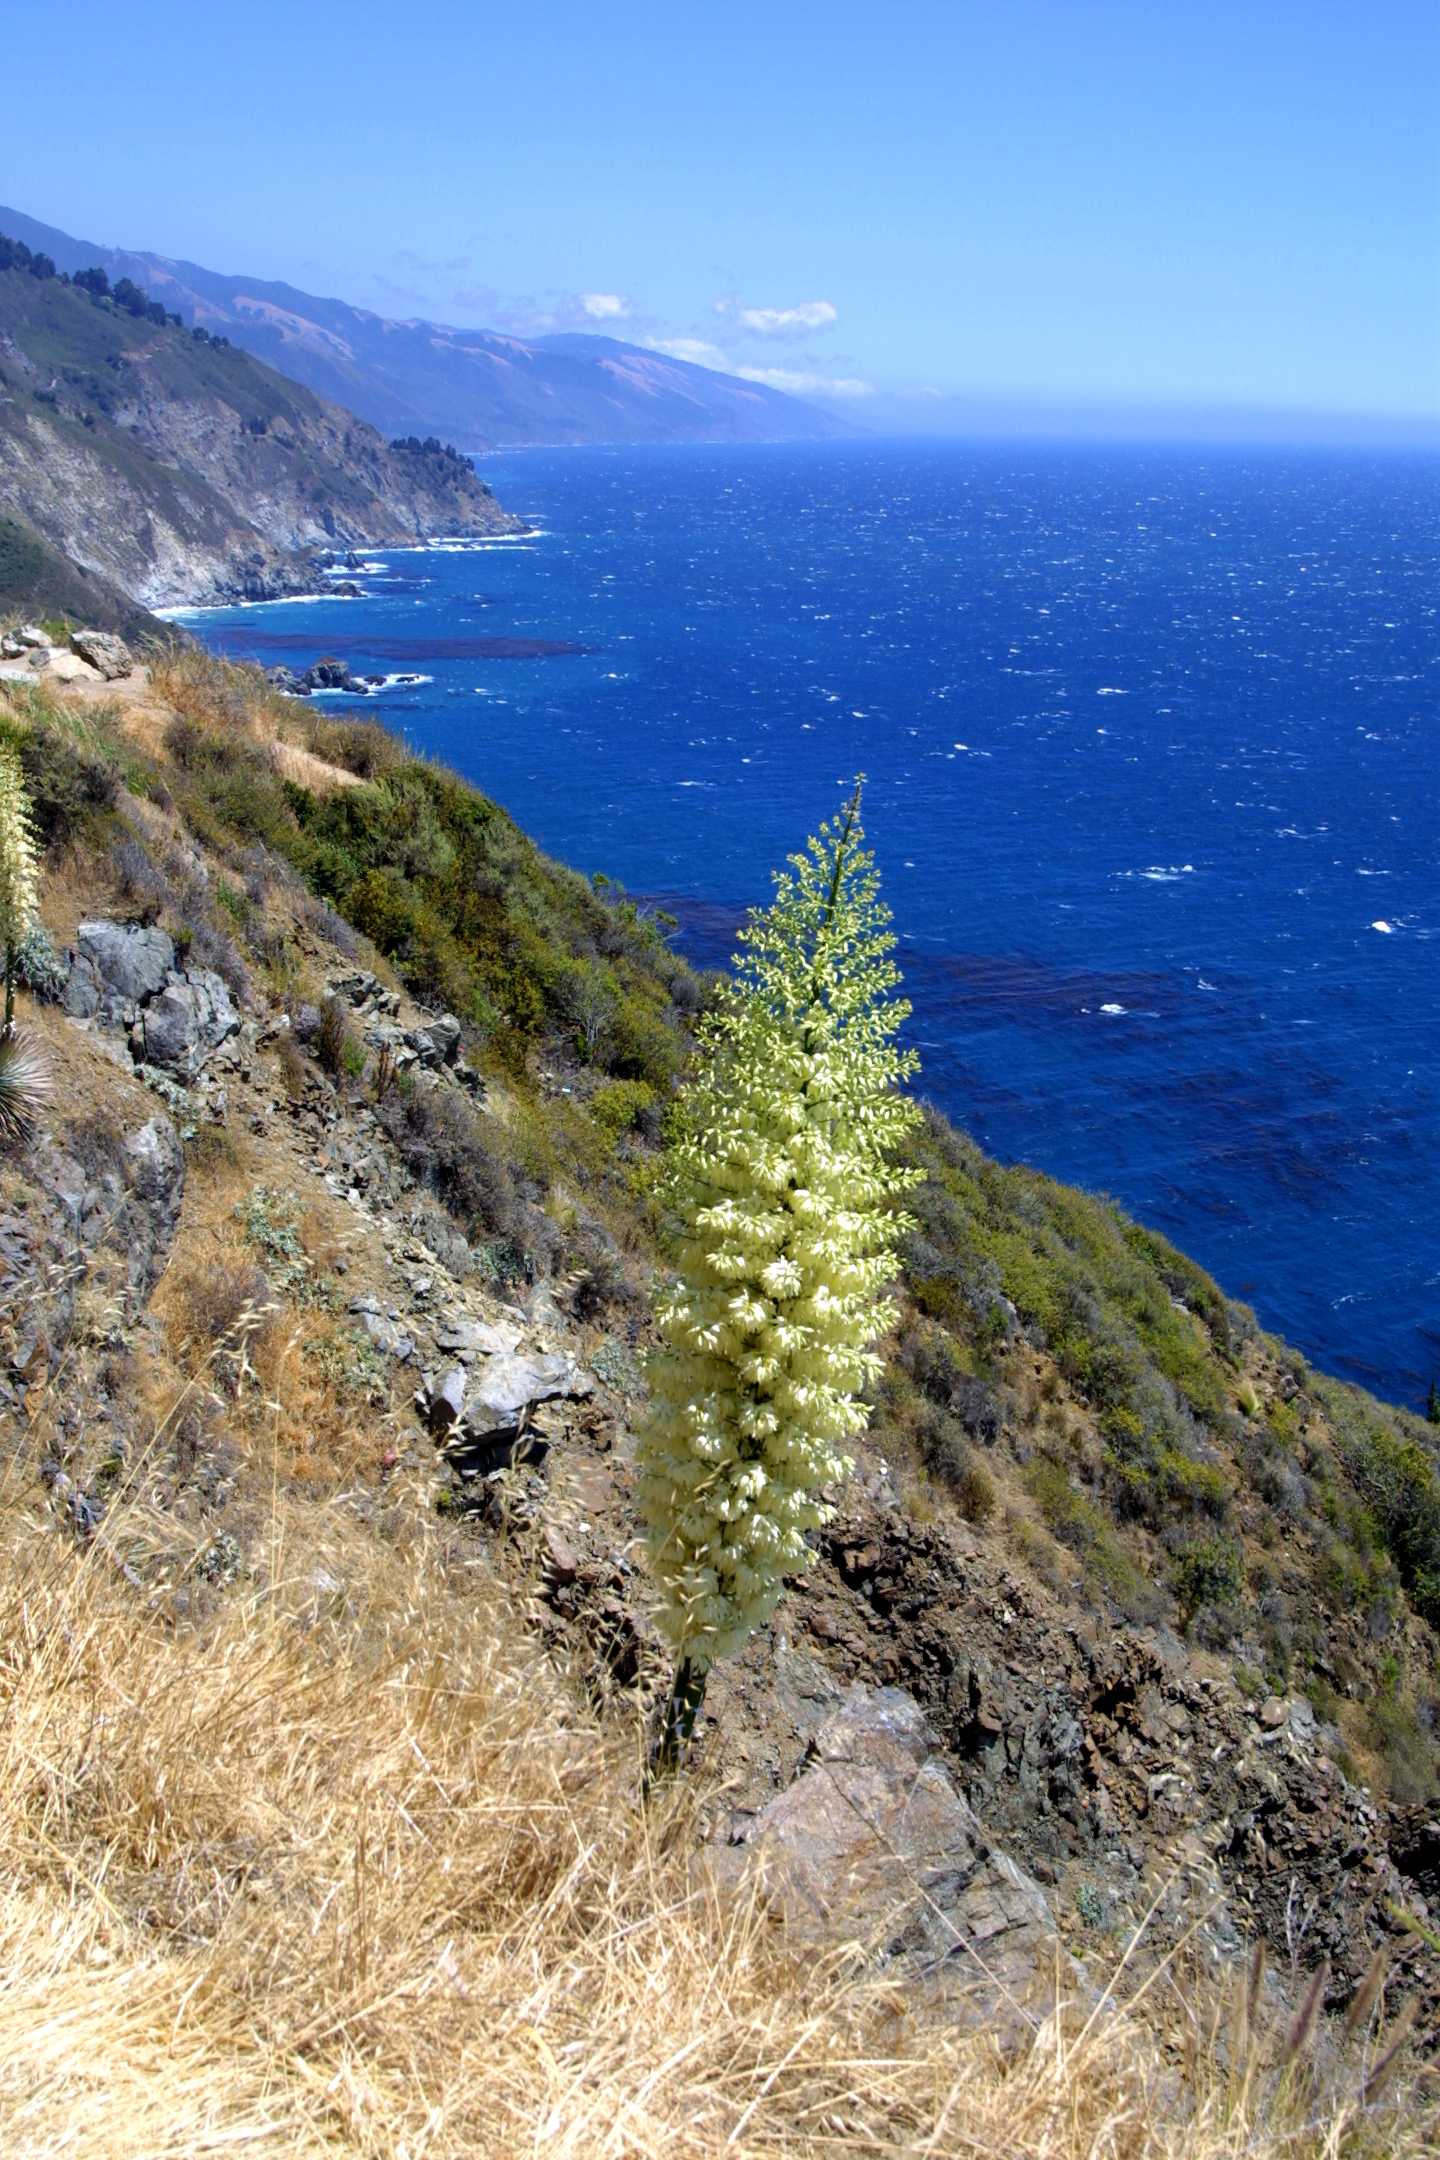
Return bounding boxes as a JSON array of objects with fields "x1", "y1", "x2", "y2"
[{"x1": 180, "y1": 441, "x2": 1440, "y2": 1407}]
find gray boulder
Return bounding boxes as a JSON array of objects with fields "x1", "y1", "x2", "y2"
[
  {"x1": 434, "y1": 1313, "x2": 523, "y2": 1360},
  {"x1": 468, "y1": 1351, "x2": 593, "y2": 1425},
  {"x1": 423, "y1": 1366, "x2": 469, "y2": 1438},
  {"x1": 43, "y1": 650, "x2": 103, "y2": 686},
  {"x1": 75, "y1": 922, "x2": 176, "y2": 1007},
  {"x1": 406, "y1": 1013, "x2": 463, "y2": 1067},
  {"x1": 330, "y1": 968, "x2": 397, "y2": 1013},
  {"x1": 135, "y1": 969, "x2": 240, "y2": 1078},
  {"x1": 70, "y1": 630, "x2": 133, "y2": 681},
  {"x1": 60, "y1": 956, "x2": 102, "y2": 1019},
  {"x1": 348, "y1": 1295, "x2": 415, "y2": 1361},
  {"x1": 416, "y1": 1349, "x2": 593, "y2": 1480}
]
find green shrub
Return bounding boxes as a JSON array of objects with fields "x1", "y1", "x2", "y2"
[
  {"x1": 1323, "y1": 1387, "x2": 1440, "y2": 1627},
  {"x1": 1366, "y1": 1683, "x2": 1438, "y2": 1804},
  {"x1": 1023, "y1": 1457, "x2": 1158, "y2": 1618},
  {"x1": 376, "y1": 1083, "x2": 552, "y2": 1270},
  {"x1": 915, "y1": 1408, "x2": 997, "y2": 1523},
  {"x1": 13, "y1": 721, "x2": 118, "y2": 849},
  {"x1": 315, "y1": 995, "x2": 359, "y2": 1079},
  {"x1": 305, "y1": 1325, "x2": 391, "y2": 1407},
  {"x1": 237, "y1": 1186, "x2": 325, "y2": 1304},
  {"x1": 589, "y1": 1077, "x2": 657, "y2": 1147},
  {"x1": 1173, "y1": 1536, "x2": 1244, "y2": 1621}
]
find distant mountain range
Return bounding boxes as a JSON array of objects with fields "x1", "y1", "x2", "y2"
[
  {"x1": 0, "y1": 206, "x2": 849, "y2": 450},
  {"x1": 0, "y1": 233, "x2": 521, "y2": 622}
]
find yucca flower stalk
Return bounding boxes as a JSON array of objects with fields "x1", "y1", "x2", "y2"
[
  {"x1": 638, "y1": 782, "x2": 922, "y2": 1773},
  {"x1": 0, "y1": 742, "x2": 49, "y2": 1145},
  {"x1": 0, "y1": 743, "x2": 41, "y2": 1031}
]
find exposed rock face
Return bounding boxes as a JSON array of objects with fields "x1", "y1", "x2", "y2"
[
  {"x1": 135, "y1": 970, "x2": 240, "y2": 1078},
  {"x1": 59, "y1": 920, "x2": 239, "y2": 1086},
  {"x1": 0, "y1": 1104, "x2": 184, "y2": 1430},
  {"x1": 788, "y1": 1499, "x2": 1436, "y2": 2018},
  {"x1": 415, "y1": 1351, "x2": 595, "y2": 1478},
  {"x1": 66, "y1": 921, "x2": 175, "y2": 1012},
  {"x1": 722, "y1": 1683, "x2": 1068, "y2": 2032},
  {"x1": 115, "y1": 1117, "x2": 188, "y2": 1296}
]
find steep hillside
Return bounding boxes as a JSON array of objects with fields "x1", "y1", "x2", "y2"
[
  {"x1": 0, "y1": 203, "x2": 851, "y2": 448},
  {"x1": 0, "y1": 236, "x2": 522, "y2": 612},
  {"x1": 0, "y1": 649, "x2": 1437, "y2": 2147},
  {"x1": 0, "y1": 511, "x2": 161, "y2": 640}
]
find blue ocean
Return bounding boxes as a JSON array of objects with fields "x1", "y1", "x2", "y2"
[{"x1": 180, "y1": 441, "x2": 1440, "y2": 1409}]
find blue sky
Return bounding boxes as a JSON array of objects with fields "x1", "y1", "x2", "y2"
[{"x1": 6, "y1": 0, "x2": 1436, "y2": 434}]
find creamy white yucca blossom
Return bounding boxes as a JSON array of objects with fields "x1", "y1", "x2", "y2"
[
  {"x1": 639, "y1": 785, "x2": 921, "y2": 1762},
  {"x1": 0, "y1": 743, "x2": 41, "y2": 1029},
  {"x1": 0, "y1": 742, "x2": 50, "y2": 1144}
]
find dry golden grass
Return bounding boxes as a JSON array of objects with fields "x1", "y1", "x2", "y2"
[
  {"x1": 146, "y1": 645, "x2": 360, "y2": 792},
  {"x1": 0, "y1": 1430, "x2": 1431, "y2": 2158}
]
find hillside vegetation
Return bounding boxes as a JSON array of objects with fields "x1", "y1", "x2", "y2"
[{"x1": 0, "y1": 646, "x2": 1436, "y2": 2152}]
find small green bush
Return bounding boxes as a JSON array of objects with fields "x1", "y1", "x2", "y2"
[
  {"x1": 1173, "y1": 1535, "x2": 1244, "y2": 1621},
  {"x1": 13, "y1": 721, "x2": 118, "y2": 849},
  {"x1": 315, "y1": 995, "x2": 359, "y2": 1079},
  {"x1": 589, "y1": 1077, "x2": 657, "y2": 1147}
]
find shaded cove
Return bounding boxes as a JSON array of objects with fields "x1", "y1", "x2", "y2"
[{"x1": 177, "y1": 439, "x2": 1440, "y2": 1409}]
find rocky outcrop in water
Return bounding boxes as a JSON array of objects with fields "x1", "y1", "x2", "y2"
[{"x1": 266, "y1": 658, "x2": 428, "y2": 698}]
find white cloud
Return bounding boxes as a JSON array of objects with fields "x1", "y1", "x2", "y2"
[
  {"x1": 736, "y1": 366, "x2": 875, "y2": 400},
  {"x1": 449, "y1": 287, "x2": 639, "y2": 335},
  {"x1": 645, "y1": 336, "x2": 729, "y2": 367},
  {"x1": 716, "y1": 298, "x2": 839, "y2": 337}
]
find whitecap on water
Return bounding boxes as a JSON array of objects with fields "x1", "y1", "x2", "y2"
[
  {"x1": 155, "y1": 591, "x2": 353, "y2": 617},
  {"x1": 309, "y1": 672, "x2": 434, "y2": 698}
]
